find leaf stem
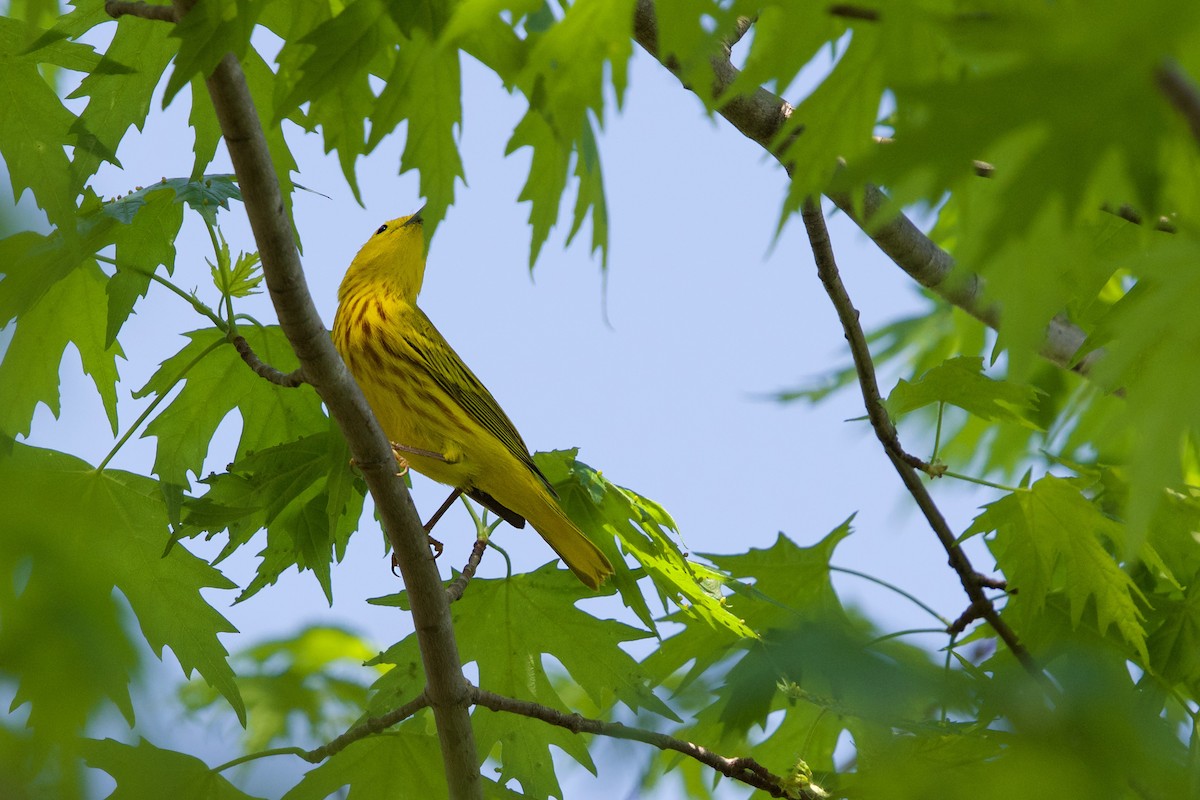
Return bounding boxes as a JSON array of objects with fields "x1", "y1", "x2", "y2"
[
  {"x1": 940, "y1": 470, "x2": 1020, "y2": 493},
  {"x1": 830, "y1": 565, "x2": 948, "y2": 625},
  {"x1": 864, "y1": 627, "x2": 949, "y2": 647},
  {"x1": 212, "y1": 747, "x2": 309, "y2": 773},
  {"x1": 95, "y1": 337, "x2": 225, "y2": 473},
  {"x1": 96, "y1": 254, "x2": 227, "y2": 331},
  {"x1": 204, "y1": 220, "x2": 239, "y2": 330},
  {"x1": 931, "y1": 401, "x2": 945, "y2": 462}
]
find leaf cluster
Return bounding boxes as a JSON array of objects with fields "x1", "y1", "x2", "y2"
[{"x1": 5, "y1": 1, "x2": 1200, "y2": 799}]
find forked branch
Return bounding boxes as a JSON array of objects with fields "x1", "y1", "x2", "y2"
[
  {"x1": 230, "y1": 334, "x2": 307, "y2": 387},
  {"x1": 799, "y1": 199, "x2": 1043, "y2": 682}
]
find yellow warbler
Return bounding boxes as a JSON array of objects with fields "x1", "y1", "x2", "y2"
[{"x1": 332, "y1": 211, "x2": 614, "y2": 589}]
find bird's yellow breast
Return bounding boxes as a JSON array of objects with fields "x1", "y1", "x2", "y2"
[{"x1": 333, "y1": 285, "x2": 496, "y2": 492}]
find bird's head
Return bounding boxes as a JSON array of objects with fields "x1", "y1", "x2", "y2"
[{"x1": 343, "y1": 209, "x2": 427, "y2": 302}]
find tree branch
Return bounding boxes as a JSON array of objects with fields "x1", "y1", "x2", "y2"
[
  {"x1": 799, "y1": 199, "x2": 1044, "y2": 683},
  {"x1": 468, "y1": 685, "x2": 823, "y2": 799},
  {"x1": 157, "y1": 2, "x2": 483, "y2": 797},
  {"x1": 446, "y1": 538, "x2": 489, "y2": 603},
  {"x1": 229, "y1": 333, "x2": 306, "y2": 387},
  {"x1": 305, "y1": 693, "x2": 430, "y2": 763},
  {"x1": 631, "y1": 0, "x2": 1095, "y2": 376}
]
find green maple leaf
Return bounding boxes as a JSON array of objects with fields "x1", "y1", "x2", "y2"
[
  {"x1": 183, "y1": 429, "x2": 365, "y2": 602},
  {"x1": 0, "y1": 259, "x2": 122, "y2": 438},
  {"x1": 239, "y1": 50, "x2": 299, "y2": 219},
  {"x1": 163, "y1": 0, "x2": 262, "y2": 104},
  {"x1": 885, "y1": 356, "x2": 1043, "y2": 428},
  {"x1": 0, "y1": 443, "x2": 244, "y2": 731},
  {"x1": 369, "y1": 27, "x2": 464, "y2": 236},
  {"x1": 778, "y1": 26, "x2": 885, "y2": 217},
  {"x1": 726, "y1": 0, "x2": 842, "y2": 101},
  {"x1": 65, "y1": 12, "x2": 175, "y2": 194},
  {"x1": 1147, "y1": 582, "x2": 1200, "y2": 689},
  {"x1": 0, "y1": 16, "x2": 94, "y2": 228},
  {"x1": 652, "y1": 0, "x2": 744, "y2": 96},
  {"x1": 282, "y1": 730, "x2": 456, "y2": 800},
  {"x1": 439, "y1": 0, "x2": 531, "y2": 85},
  {"x1": 643, "y1": 523, "x2": 852, "y2": 698},
  {"x1": 135, "y1": 326, "x2": 326, "y2": 488},
  {"x1": 565, "y1": 117, "x2": 608, "y2": 264},
  {"x1": 538, "y1": 449, "x2": 753, "y2": 639},
  {"x1": 275, "y1": 0, "x2": 385, "y2": 203},
  {"x1": 209, "y1": 232, "x2": 263, "y2": 300},
  {"x1": 506, "y1": 109, "x2": 569, "y2": 265},
  {"x1": 518, "y1": 0, "x2": 631, "y2": 144},
  {"x1": 1086, "y1": 240, "x2": 1200, "y2": 536},
  {"x1": 503, "y1": 0, "x2": 623, "y2": 266},
  {"x1": 965, "y1": 474, "x2": 1149, "y2": 660},
  {"x1": 107, "y1": 185, "x2": 186, "y2": 346},
  {"x1": 82, "y1": 738, "x2": 261, "y2": 800},
  {"x1": 372, "y1": 565, "x2": 674, "y2": 797},
  {"x1": 184, "y1": 625, "x2": 378, "y2": 752},
  {"x1": 706, "y1": 520, "x2": 853, "y2": 630},
  {"x1": 457, "y1": 565, "x2": 675, "y2": 719}
]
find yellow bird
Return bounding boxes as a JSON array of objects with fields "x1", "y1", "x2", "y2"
[{"x1": 332, "y1": 211, "x2": 614, "y2": 589}]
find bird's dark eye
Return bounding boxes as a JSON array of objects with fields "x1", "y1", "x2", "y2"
[{"x1": 375, "y1": 224, "x2": 388, "y2": 235}]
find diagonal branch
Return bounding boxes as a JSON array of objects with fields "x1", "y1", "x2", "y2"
[
  {"x1": 305, "y1": 693, "x2": 430, "y2": 763},
  {"x1": 468, "y1": 685, "x2": 824, "y2": 799},
  {"x1": 144, "y1": 2, "x2": 483, "y2": 797},
  {"x1": 799, "y1": 198, "x2": 1045, "y2": 683},
  {"x1": 630, "y1": 0, "x2": 1097, "y2": 376}
]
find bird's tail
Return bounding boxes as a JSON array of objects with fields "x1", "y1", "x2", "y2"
[{"x1": 523, "y1": 492, "x2": 614, "y2": 589}]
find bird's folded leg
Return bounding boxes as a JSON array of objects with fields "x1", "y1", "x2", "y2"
[
  {"x1": 391, "y1": 442, "x2": 455, "y2": 462},
  {"x1": 390, "y1": 487, "x2": 461, "y2": 576},
  {"x1": 424, "y1": 488, "x2": 463, "y2": 534}
]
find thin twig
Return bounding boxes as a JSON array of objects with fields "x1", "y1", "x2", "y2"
[
  {"x1": 1157, "y1": 60, "x2": 1200, "y2": 145},
  {"x1": 799, "y1": 198, "x2": 1044, "y2": 683},
  {"x1": 446, "y1": 538, "x2": 489, "y2": 603},
  {"x1": 230, "y1": 333, "x2": 306, "y2": 387},
  {"x1": 104, "y1": 0, "x2": 176, "y2": 21},
  {"x1": 304, "y1": 693, "x2": 430, "y2": 763},
  {"x1": 468, "y1": 685, "x2": 822, "y2": 799}
]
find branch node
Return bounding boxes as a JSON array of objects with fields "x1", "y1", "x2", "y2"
[
  {"x1": 947, "y1": 600, "x2": 989, "y2": 636},
  {"x1": 230, "y1": 333, "x2": 307, "y2": 387}
]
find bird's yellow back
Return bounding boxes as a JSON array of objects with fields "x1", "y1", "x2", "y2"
[{"x1": 332, "y1": 213, "x2": 614, "y2": 589}]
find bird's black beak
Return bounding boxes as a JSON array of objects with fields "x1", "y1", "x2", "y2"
[{"x1": 403, "y1": 205, "x2": 425, "y2": 227}]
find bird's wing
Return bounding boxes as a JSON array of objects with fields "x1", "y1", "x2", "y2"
[{"x1": 402, "y1": 307, "x2": 556, "y2": 494}]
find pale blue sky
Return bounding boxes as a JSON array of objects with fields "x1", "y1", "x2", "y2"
[{"x1": 8, "y1": 30, "x2": 1002, "y2": 799}]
